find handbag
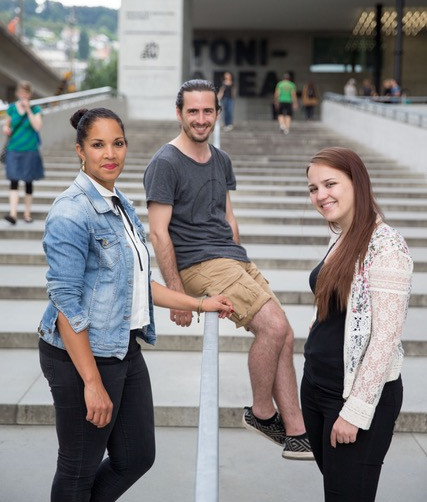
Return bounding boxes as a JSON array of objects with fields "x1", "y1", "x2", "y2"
[
  {"x1": 0, "y1": 142, "x2": 7, "y2": 164},
  {"x1": 0, "y1": 107, "x2": 35, "y2": 164}
]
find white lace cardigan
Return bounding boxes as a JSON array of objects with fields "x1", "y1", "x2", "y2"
[{"x1": 333, "y1": 222, "x2": 413, "y2": 430}]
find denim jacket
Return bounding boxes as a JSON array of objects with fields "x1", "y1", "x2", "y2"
[{"x1": 38, "y1": 171, "x2": 156, "y2": 359}]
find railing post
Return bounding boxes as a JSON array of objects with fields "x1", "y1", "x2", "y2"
[
  {"x1": 213, "y1": 121, "x2": 221, "y2": 149},
  {"x1": 194, "y1": 312, "x2": 219, "y2": 502}
]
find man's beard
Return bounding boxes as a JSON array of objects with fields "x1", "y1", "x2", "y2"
[{"x1": 182, "y1": 121, "x2": 215, "y2": 143}]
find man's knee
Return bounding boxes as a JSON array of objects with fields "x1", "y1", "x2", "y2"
[{"x1": 250, "y1": 301, "x2": 293, "y2": 342}]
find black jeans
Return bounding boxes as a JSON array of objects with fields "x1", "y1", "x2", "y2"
[
  {"x1": 39, "y1": 337, "x2": 155, "y2": 502},
  {"x1": 301, "y1": 375, "x2": 403, "y2": 502}
]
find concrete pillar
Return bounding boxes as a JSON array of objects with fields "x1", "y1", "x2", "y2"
[
  {"x1": 118, "y1": 0, "x2": 192, "y2": 120},
  {"x1": 394, "y1": 0, "x2": 404, "y2": 86},
  {"x1": 374, "y1": 4, "x2": 383, "y2": 95}
]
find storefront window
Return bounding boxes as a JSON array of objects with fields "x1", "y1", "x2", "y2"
[{"x1": 311, "y1": 36, "x2": 374, "y2": 73}]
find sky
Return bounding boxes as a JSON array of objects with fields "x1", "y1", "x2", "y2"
[{"x1": 53, "y1": 0, "x2": 121, "y2": 9}]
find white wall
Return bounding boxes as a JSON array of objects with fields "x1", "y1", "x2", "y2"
[
  {"x1": 119, "y1": 0, "x2": 191, "y2": 120},
  {"x1": 321, "y1": 100, "x2": 427, "y2": 176}
]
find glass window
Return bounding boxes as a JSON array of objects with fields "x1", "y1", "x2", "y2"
[{"x1": 311, "y1": 36, "x2": 374, "y2": 73}]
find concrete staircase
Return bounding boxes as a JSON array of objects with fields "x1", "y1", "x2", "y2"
[{"x1": 1, "y1": 119, "x2": 426, "y2": 434}]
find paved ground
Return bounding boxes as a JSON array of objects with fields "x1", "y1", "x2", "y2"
[{"x1": 1, "y1": 425, "x2": 426, "y2": 502}]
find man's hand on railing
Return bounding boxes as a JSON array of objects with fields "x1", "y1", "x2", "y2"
[
  {"x1": 170, "y1": 309, "x2": 193, "y2": 327},
  {"x1": 169, "y1": 295, "x2": 234, "y2": 327},
  {"x1": 202, "y1": 295, "x2": 234, "y2": 319}
]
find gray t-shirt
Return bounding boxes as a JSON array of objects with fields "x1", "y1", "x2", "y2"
[{"x1": 144, "y1": 143, "x2": 249, "y2": 270}]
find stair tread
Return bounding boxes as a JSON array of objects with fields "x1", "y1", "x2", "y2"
[
  {"x1": 1, "y1": 349, "x2": 426, "y2": 413},
  {"x1": 1, "y1": 265, "x2": 426, "y2": 296},
  {"x1": 2, "y1": 240, "x2": 427, "y2": 263},
  {"x1": 0, "y1": 300, "x2": 426, "y2": 345}
]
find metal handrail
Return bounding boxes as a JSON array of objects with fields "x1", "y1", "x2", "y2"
[
  {"x1": 0, "y1": 87, "x2": 115, "y2": 114},
  {"x1": 194, "y1": 312, "x2": 219, "y2": 502},
  {"x1": 323, "y1": 92, "x2": 427, "y2": 128},
  {"x1": 31, "y1": 86, "x2": 115, "y2": 107},
  {"x1": 194, "y1": 124, "x2": 221, "y2": 501},
  {"x1": 213, "y1": 121, "x2": 221, "y2": 148}
]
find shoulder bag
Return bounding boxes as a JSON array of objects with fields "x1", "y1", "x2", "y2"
[{"x1": 0, "y1": 108, "x2": 33, "y2": 164}]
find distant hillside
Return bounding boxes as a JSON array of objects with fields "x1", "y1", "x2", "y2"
[{"x1": 0, "y1": 0, "x2": 118, "y2": 38}]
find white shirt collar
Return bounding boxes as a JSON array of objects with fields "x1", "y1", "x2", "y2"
[{"x1": 83, "y1": 171, "x2": 117, "y2": 198}]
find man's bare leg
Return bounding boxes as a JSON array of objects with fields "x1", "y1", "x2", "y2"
[
  {"x1": 248, "y1": 299, "x2": 305, "y2": 435},
  {"x1": 277, "y1": 114, "x2": 286, "y2": 131}
]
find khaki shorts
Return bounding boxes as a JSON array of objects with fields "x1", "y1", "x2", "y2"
[{"x1": 179, "y1": 258, "x2": 281, "y2": 329}]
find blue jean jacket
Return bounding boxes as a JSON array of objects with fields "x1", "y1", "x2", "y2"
[{"x1": 38, "y1": 171, "x2": 156, "y2": 359}]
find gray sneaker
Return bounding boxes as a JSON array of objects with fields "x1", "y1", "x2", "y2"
[
  {"x1": 282, "y1": 433, "x2": 315, "y2": 460},
  {"x1": 242, "y1": 406, "x2": 286, "y2": 446}
]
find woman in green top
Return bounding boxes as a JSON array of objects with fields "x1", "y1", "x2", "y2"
[{"x1": 2, "y1": 80, "x2": 44, "y2": 224}]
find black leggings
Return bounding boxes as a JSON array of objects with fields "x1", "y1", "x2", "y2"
[
  {"x1": 39, "y1": 337, "x2": 155, "y2": 502},
  {"x1": 301, "y1": 375, "x2": 402, "y2": 502},
  {"x1": 10, "y1": 180, "x2": 33, "y2": 194}
]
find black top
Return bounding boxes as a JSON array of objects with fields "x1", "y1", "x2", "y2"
[
  {"x1": 222, "y1": 84, "x2": 234, "y2": 99},
  {"x1": 303, "y1": 252, "x2": 346, "y2": 396}
]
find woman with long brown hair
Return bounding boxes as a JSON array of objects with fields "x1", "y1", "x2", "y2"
[{"x1": 302, "y1": 147, "x2": 413, "y2": 501}]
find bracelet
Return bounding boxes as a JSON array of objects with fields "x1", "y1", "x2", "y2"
[{"x1": 197, "y1": 296, "x2": 205, "y2": 323}]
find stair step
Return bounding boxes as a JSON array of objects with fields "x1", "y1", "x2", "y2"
[
  {"x1": 1, "y1": 265, "x2": 427, "y2": 306},
  {"x1": 2, "y1": 241, "x2": 427, "y2": 272},
  {"x1": 2, "y1": 203, "x2": 427, "y2": 229},
  {"x1": 3, "y1": 192, "x2": 427, "y2": 213},
  {"x1": 1, "y1": 300, "x2": 426, "y2": 355},
  {"x1": 0, "y1": 349, "x2": 425, "y2": 431},
  {"x1": 2, "y1": 219, "x2": 427, "y2": 247}
]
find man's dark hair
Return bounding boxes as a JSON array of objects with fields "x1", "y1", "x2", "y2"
[{"x1": 175, "y1": 79, "x2": 221, "y2": 111}]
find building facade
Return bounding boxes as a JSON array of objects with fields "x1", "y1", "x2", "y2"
[{"x1": 118, "y1": 0, "x2": 427, "y2": 120}]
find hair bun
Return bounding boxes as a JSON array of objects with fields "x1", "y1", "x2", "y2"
[{"x1": 70, "y1": 109, "x2": 89, "y2": 129}]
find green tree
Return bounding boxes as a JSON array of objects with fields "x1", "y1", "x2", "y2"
[
  {"x1": 78, "y1": 28, "x2": 89, "y2": 60},
  {"x1": 81, "y1": 51, "x2": 117, "y2": 90}
]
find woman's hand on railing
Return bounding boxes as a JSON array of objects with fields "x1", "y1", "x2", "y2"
[{"x1": 202, "y1": 295, "x2": 234, "y2": 319}]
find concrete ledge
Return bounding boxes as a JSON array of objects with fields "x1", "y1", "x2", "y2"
[
  {"x1": 322, "y1": 100, "x2": 427, "y2": 177},
  {"x1": 0, "y1": 255, "x2": 47, "y2": 265},
  {"x1": 7, "y1": 403, "x2": 427, "y2": 433},
  {"x1": 396, "y1": 412, "x2": 427, "y2": 433},
  {"x1": 2, "y1": 286, "x2": 427, "y2": 307},
  {"x1": 16, "y1": 404, "x2": 54, "y2": 425},
  {"x1": 0, "y1": 228, "x2": 333, "y2": 246},
  {"x1": 0, "y1": 333, "x2": 39, "y2": 348},
  {"x1": 0, "y1": 404, "x2": 17, "y2": 424},
  {"x1": 4, "y1": 209, "x2": 427, "y2": 228},
  {"x1": 1, "y1": 332, "x2": 426, "y2": 355}
]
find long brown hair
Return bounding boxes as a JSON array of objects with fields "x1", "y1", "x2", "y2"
[{"x1": 307, "y1": 147, "x2": 383, "y2": 321}]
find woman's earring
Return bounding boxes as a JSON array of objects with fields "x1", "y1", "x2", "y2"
[{"x1": 81, "y1": 160, "x2": 86, "y2": 172}]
